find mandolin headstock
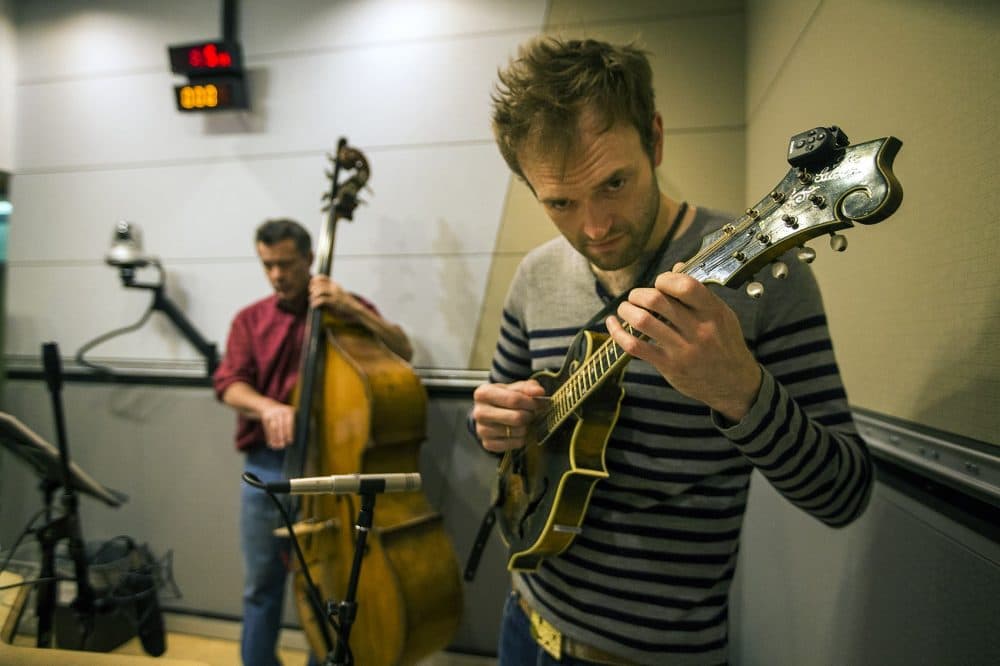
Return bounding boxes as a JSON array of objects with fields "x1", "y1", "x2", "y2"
[{"x1": 684, "y1": 130, "x2": 903, "y2": 297}]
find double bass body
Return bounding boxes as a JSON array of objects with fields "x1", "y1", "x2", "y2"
[{"x1": 288, "y1": 143, "x2": 462, "y2": 664}]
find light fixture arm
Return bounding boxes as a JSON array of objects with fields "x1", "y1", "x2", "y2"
[{"x1": 117, "y1": 261, "x2": 219, "y2": 376}]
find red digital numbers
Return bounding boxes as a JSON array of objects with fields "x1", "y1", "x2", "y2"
[{"x1": 187, "y1": 43, "x2": 233, "y2": 69}]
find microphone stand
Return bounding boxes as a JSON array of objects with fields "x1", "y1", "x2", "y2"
[
  {"x1": 35, "y1": 341, "x2": 97, "y2": 648},
  {"x1": 324, "y1": 491, "x2": 376, "y2": 666},
  {"x1": 243, "y1": 471, "x2": 390, "y2": 666}
]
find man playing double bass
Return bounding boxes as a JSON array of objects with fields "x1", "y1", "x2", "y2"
[{"x1": 213, "y1": 218, "x2": 412, "y2": 666}]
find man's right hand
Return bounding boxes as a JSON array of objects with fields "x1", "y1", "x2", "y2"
[
  {"x1": 259, "y1": 403, "x2": 296, "y2": 449},
  {"x1": 471, "y1": 379, "x2": 547, "y2": 453}
]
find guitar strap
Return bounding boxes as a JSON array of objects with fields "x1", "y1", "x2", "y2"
[{"x1": 463, "y1": 202, "x2": 688, "y2": 582}]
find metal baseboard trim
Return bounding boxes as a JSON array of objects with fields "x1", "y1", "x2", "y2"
[{"x1": 853, "y1": 408, "x2": 1000, "y2": 508}]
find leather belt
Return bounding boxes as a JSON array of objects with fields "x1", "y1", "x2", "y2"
[{"x1": 516, "y1": 594, "x2": 634, "y2": 665}]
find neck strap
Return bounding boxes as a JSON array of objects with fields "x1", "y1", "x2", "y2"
[{"x1": 584, "y1": 200, "x2": 689, "y2": 328}]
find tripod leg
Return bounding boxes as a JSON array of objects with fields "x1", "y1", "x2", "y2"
[{"x1": 35, "y1": 530, "x2": 57, "y2": 648}]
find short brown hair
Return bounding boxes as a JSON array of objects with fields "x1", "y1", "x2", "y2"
[
  {"x1": 255, "y1": 218, "x2": 311, "y2": 256},
  {"x1": 491, "y1": 37, "x2": 657, "y2": 180}
]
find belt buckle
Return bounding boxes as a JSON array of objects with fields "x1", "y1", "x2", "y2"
[{"x1": 528, "y1": 607, "x2": 562, "y2": 660}]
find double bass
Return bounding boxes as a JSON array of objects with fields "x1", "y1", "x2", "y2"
[{"x1": 282, "y1": 139, "x2": 463, "y2": 664}]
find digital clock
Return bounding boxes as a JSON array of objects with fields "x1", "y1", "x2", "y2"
[
  {"x1": 168, "y1": 41, "x2": 243, "y2": 75},
  {"x1": 167, "y1": 40, "x2": 249, "y2": 112},
  {"x1": 173, "y1": 77, "x2": 248, "y2": 112}
]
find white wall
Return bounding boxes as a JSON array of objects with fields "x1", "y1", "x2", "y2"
[
  {"x1": 0, "y1": 0, "x2": 15, "y2": 171},
  {"x1": 5, "y1": 0, "x2": 547, "y2": 372}
]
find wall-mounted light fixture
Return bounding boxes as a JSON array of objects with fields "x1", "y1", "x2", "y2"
[{"x1": 76, "y1": 221, "x2": 218, "y2": 377}]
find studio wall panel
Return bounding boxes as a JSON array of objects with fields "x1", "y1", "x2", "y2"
[
  {"x1": 6, "y1": 254, "x2": 493, "y2": 370},
  {"x1": 0, "y1": 0, "x2": 15, "y2": 171},
  {"x1": 14, "y1": 32, "x2": 535, "y2": 171},
  {"x1": 14, "y1": 0, "x2": 545, "y2": 81},
  {"x1": 241, "y1": 0, "x2": 544, "y2": 55},
  {"x1": 8, "y1": 143, "x2": 508, "y2": 262},
  {"x1": 546, "y1": 0, "x2": 743, "y2": 25},
  {"x1": 744, "y1": 0, "x2": 1000, "y2": 445},
  {"x1": 14, "y1": 0, "x2": 214, "y2": 81},
  {"x1": 8, "y1": 0, "x2": 548, "y2": 373}
]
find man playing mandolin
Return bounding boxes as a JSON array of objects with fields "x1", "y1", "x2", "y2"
[
  {"x1": 472, "y1": 38, "x2": 874, "y2": 665},
  {"x1": 213, "y1": 218, "x2": 412, "y2": 666}
]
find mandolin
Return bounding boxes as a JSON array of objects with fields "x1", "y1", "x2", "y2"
[{"x1": 494, "y1": 128, "x2": 904, "y2": 572}]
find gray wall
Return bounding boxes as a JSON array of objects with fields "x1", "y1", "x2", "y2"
[{"x1": 731, "y1": 470, "x2": 1000, "y2": 665}]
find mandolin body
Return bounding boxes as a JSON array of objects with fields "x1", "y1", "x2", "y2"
[{"x1": 495, "y1": 330, "x2": 626, "y2": 572}]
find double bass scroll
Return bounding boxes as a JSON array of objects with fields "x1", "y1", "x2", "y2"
[{"x1": 285, "y1": 139, "x2": 463, "y2": 665}]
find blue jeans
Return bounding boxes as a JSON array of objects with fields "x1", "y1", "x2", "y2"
[
  {"x1": 498, "y1": 592, "x2": 613, "y2": 665},
  {"x1": 240, "y1": 447, "x2": 291, "y2": 666}
]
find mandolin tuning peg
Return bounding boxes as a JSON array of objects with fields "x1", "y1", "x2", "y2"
[
  {"x1": 746, "y1": 281, "x2": 764, "y2": 299},
  {"x1": 797, "y1": 247, "x2": 817, "y2": 264},
  {"x1": 829, "y1": 233, "x2": 848, "y2": 252},
  {"x1": 771, "y1": 261, "x2": 789, "y2": 280}
]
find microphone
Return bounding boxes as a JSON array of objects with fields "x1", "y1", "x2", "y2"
[{"x1": 264, "y1": 472, "x2": 421, "y2": 495}]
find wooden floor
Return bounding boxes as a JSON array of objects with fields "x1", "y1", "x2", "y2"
[
  {"x1": 14, "y1": 629, "x2": 494, "y2": 666},
  {"x1": 112, "y1": 630, "x2": 495, "y2": 665},
  {"x1": 3, "y1": 570, "x2": 495, "y2": 666},
  {"x1": 113, "y1": 631, "x2": 311, "y2": 665}
]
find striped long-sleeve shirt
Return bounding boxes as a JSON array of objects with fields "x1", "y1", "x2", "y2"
[{"x1": 489, "y1": 206, "x2": 872, "y2": 665}]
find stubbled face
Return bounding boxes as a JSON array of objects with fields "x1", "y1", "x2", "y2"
[
  {"x1": 256, "y1": 239, "x2": 312, "y2": 306},
  {"x1": 519, "y1": 112, "x2": 663, "y2": 271}
]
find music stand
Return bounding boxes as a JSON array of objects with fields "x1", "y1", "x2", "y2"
[
  {"x1": 0, "y1": 410, "x2": 126, "y2": 648},
  {"x1": 0, "y1": 412, "x2": 127, "y2": 508}
]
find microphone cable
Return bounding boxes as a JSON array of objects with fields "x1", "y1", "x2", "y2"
[
  {"x1": 0, "y1": 509, "x2": 75, "y2": 592},
  {"x1": 0, "y1": 507, "x2": 45, "y2": 576}
]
